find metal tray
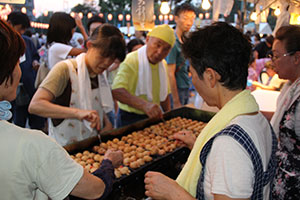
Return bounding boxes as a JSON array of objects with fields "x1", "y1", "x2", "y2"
[{"x1": 67, "y1": 107, "x2": 214, "y2": 200}]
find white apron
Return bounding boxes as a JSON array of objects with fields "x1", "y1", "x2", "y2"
[{"x1": 49, "y1": 58, "x2": 104, "y2": 146}]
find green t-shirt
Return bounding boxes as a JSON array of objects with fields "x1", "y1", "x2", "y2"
[
  {"x1": 112, "y1": 51, "x2": 170, "y2": 115},
  {"x1": 165, "y1": 34, "x2": 190, "y2": 89}
]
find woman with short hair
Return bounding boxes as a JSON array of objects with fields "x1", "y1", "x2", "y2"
[{"x1": 144, "y1": 22, "x2": 277, "y2": 200}]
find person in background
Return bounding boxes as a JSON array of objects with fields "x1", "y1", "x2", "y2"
[
  {"x1": 7, "y1": 11, "x2": 45, "y2": 130},
  {"x1": 47, "y1": 12, "x2": 85, "y2": 69},
  {"x1": 132, "y1": 30, "x2": 146, "y2": 42},
  {"x1": 144, "y1": 22, "x2": 277, "y2": 200},
  {"x1": 112, "y1": 25, "x2": 175, "y2": 127},
  {"x1": 166, "y1": 3, "x2": 196, "y2": 108},
  {"x1": 247, "y1": 52, "x2": 258, "y2": 91},
  {"x1": 127, "y1": 38, "x2": 145, "y2": 53},
  {"x1": 249, "y1": 61, "x2": 287, "y2": 91},
  {"x1": 270, "y1": 25, "x2": 300, "y2": 200},
  {"x1": 254, "y1": 35, "x2": 274, "y2": 59},
  {"x1": 24, "y1": 29, "x2": 41, "y2": 49},
  {"x1": 0, "y1": 18, "x2": 123, "y2": 200},
  {"x1": 87, "y1": 15, "x2": 106, "y2": 36},
  {"x1": 29, "y1": 24, "x2": 126, "y2": 146}
]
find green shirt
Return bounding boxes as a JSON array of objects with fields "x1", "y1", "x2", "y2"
[
  {"x1": 112, "y1": 51, "x2": 170, "y2": 115},
  {"x1": 165, "y1": 34, "x2": 190, "y2": 89}
]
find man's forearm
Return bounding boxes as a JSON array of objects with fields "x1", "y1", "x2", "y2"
[
  {"x1": 169, "y1": 76, "x2": 181, "y2": 105},
  {"x1": 161, "y1": 94, "x2": 171, "y2": 112},
  {"x1": 112, "y1": 88, "x2": 148, "y2": 112}
]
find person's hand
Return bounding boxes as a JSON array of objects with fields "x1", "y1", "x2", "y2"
[
  {"x1": 75, "y1": 109, "x2": 101, "y2": 131},
  {"x1": 104, "y1": 149, "x2": 123, "y2": 168},
  {"x1": 173, "y1": 131, "x2": 196, "y2": 150},
  {"x1": 32, "y1": 60, "x2": 40, "y2": 71},
  {"x1": 74, "y1": 14, "x2": 84, "y2": 29},
  {"x1": 145, "y1": 171, "x2": 180, "y2": 200},
  {"x1": 143, "y1": 102, "x2": 163, "y2": 119}
]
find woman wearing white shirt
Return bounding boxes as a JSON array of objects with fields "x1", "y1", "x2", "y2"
[{"x1": 47, "y1": 12, "x2": 85, "y2": 69}]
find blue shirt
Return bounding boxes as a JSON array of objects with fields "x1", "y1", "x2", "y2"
[{"x1": 20, "y1": 35, "x2": 40, "y2": 98}]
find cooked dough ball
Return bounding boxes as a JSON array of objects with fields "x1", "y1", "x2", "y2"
[
  {"x1": 86, "y1": 158, "x2": 94, "y2": 165},
  {"x1": 136, "y1": 152, "x2": 144, "y2": 159},
  {"x1": 129, "y1": 161, "x2": 138, "y2": 169},
  {"x1": 150, "y1": 148, "x2": 158, "y2": 155},
  {"x1": 114, "y1": 169, "x2": 122, "y2": 178},
  {"x1": 118, "y1": 141, "x2": 125, "y2": 146},
  {"x1": 97, "y1": 148, "x2": 106, "y2": 155},
  {"x1": 145, "y1": 144, "x2": 152, "y2": 150},
  {"x1": 127, "y1": 138, "x2": 133, "y2": 144},
  {"x1": 123, "y1": 157, "x2": 130, "y2": 166},
  {"x1": 113, "y1": 138, "x2": 119, "y2": 144},
  {"x1": 119, "y1": 166, "x2": 130, "y2": 175},
  {"x1": 79, "y1": 161, "x2": 86, "y2": 167},
  {"x1": 132, "y1": 132, "x2": 138, "y2": 137},
  {"x1": 136, "y1": 147, "x2": 144, "y2": 153},
  {"x1": 143, "y1": 155, "x2": 152, "y2": 162},
  {"x1": 118, "y1": 145, "x2": 125, "y2": 151},
  {"x1": 100, "y1": 143, "x2": 108, "y2": 149},
  {"x1": 70, "y1": 155, "x2": 75, "y2": 159},
  {"x1": 84, "y1": 164, "x2": 91, "y2": 171},
  {"x1": 150, "y1": 140, "x2": 157, "y2": 146},
  {"x1": 75, "y1": 153, "x2": 83, "y2": 158},
  {"x1": 74, "y1": 158, "x2": 81, "y2": 163},
  {"x1": 81, "y1": 155, "x2": 88, "y2": 161},
  {"x1": 123, "y1": 147, "x2": 131, "y2": 153},
  {"x1": 130, "y1": 145, "x2": 137, "y2": 151},
  {"x1": 129, "y1": 155, "x2": 137, "y2": 162},
  {"x1": 83, "y1": 150, "x2": 90, "y2": 156},
  {"x1": 143, "y1": 151, "x2": 151, "y2": 156},
  {"x1": 94, "y1": 154, "x2": 101, "y2": 162},
  {"x1": 88, "y1": 152, "x2": 96, "y2": 159},
  {"x1": 121, "y1": 136, "x2": 128, "y2": 141},
  {"x1": 158, "y1": 149, "x2": 166, "y2": 156},
  {"x1": 123, "y1": 153, "x2": 131, "y2": 158},
  {"x1": 93, "y1": 146, "x2": 100, "y2": 152},
  {"x1": 137, "y1": 158, "x2": 145, "y2": 166},
  {"x1": 92, "y1": 162, "x2": 100, "y2": 168},
  {"x1": 106, "y1": 141, "x2": 113, "y2": 146}
]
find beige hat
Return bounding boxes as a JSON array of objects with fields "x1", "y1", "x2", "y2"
[{"x1": 147, "y1": 24, "x2": 175, "y2": 47}]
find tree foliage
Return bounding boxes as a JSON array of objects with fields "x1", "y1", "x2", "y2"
[
  {"x1": 71, "y1": 3, "x2": 97, "y2": 15},
  {"x1": 98, "y1": 0, "x2": 132, "y2": 13}
]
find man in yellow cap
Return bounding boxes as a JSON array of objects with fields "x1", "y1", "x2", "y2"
[{"x1": 112, "y1": 24, "x2": 175, "y2": 127}]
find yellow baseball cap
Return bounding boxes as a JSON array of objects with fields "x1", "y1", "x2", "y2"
[{"x1": 147, "y1": 24, "x2": 175, "y2": 47}]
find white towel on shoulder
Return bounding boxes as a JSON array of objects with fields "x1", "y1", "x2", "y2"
[{"x1": 136, "y1": 45, "x2": 168, "y2": 102}]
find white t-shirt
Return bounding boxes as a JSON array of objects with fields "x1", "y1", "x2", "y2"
[
  {"x1": 48, "y1": 42, "x2": 73, "y2": 69},
  {"x1": 0, "y1": 120, "x2": 83, "y2": 200},
  {"x1": 204, "y1": 113, "x2": 273, "y2": 200}
]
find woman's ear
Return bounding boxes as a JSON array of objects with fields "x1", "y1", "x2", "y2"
[
  {"x1": 86, "y1": 40, "x2": 92, "y2": 49},
  {"x1": 294, "y1": 51, "x2": 300, "y2": 65}
]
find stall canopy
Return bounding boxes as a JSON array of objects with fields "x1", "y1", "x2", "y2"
[
  {"x1": 212, "y1": 0, "x2": 300, "y2": 33},
  {"x1": 258, "y1": 22, "x2": 273, "y2": 34}
]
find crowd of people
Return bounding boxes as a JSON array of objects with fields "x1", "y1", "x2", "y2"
[{"x1": 0, "y1": 2, "x2": 299, "y2": 200}]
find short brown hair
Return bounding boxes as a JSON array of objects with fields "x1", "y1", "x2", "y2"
[
  {"x1": 0, "y1": 19, "x2": 25, "y2": 85},
  {"x1": 90, "y1": 24, "x2": 126, "y2": 62}
]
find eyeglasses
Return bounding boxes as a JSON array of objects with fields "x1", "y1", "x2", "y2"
[{"x1": 268, "y1": 51, "x2": 295, "y2": 61}]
